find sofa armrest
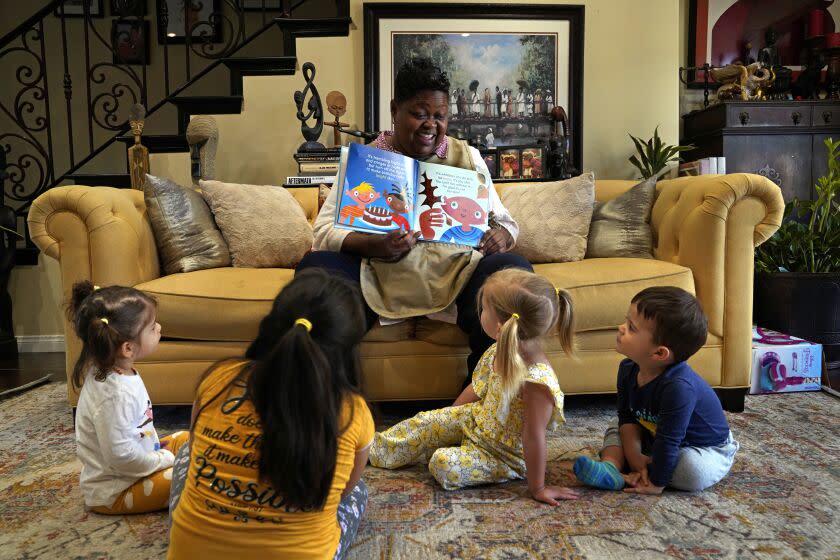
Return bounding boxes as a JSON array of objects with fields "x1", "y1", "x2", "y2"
[
  {"x1": 651, "y1": 173, "x2": 784, "y2": 387},
  {"x1": 28, "y1": 185, "x2": 161, "y2": 287}
]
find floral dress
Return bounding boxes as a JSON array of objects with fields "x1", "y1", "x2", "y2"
[{"x1": 369, "y1": 344, "x2": 565, "y2": 490}]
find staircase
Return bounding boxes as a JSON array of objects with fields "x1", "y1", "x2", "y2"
[{"x1": 0, "y1": 0, "x2": 351, "y2": 264}]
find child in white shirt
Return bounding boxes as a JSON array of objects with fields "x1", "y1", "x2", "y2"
[{"x1": 69, "y1": 281, "x2": 189, "y2": 514}]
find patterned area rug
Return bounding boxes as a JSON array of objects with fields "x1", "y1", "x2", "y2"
[{"x1": 1, "y1": 381, "x2": 839, "y2": 560}]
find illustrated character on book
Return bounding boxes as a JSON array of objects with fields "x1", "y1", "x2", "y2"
[
  {"x1": 340, "y1": 181, "x2": 381, "y2": 225},
  {"x1": 383, "y1": 185, "x2": 412, "y2": 232},
  {"x1": 438, "y1": 196, "x2": 487, "y2": 245}
]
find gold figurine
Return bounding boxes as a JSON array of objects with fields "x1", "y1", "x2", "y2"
[{"x1": 128, "y1": 103, "x2": 150, "y2": 190}]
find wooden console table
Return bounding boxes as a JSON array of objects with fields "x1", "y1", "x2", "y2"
[{"x1": 681, "y1": 100, "x2": 840, "y2": 201}]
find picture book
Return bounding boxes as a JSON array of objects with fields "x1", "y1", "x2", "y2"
[{"x1": 333, "y1": 142, "x2": 490, "y2": 247}]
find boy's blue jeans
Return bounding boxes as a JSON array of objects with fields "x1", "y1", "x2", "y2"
[{"x1": 601, "y1": 421, "x2": 739, "y2": 492}]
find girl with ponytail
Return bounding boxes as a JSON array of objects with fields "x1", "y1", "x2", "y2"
[
  {"x1": 369, "y1": 268, "x2": 579, "y2": 505},
  {"x1": 69, "y1": 281, "x2": 188, "y2": 514},
  {"x1": 168, "y1": 268, "x2": 373, "y2": 560}
]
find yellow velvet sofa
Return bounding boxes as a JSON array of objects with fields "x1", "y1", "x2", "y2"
[{"x1": 28, "y1": 174, "x2": 783, "y2": 410}]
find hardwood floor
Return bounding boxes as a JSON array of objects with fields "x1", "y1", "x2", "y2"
[{"x1": 0, "y1": 352, "x2": 65, "y2": 398}]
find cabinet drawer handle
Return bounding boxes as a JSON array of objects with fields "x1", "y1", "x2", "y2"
[
  {"x1": 739, "y1": 111, "x2": 750, "y2": 125},
  {"x1": 823, "y1": 111, "x2": 833, "y2": 124},
  {"x1": 791, "y1": 111, "x2": 802, "y2": 125}
]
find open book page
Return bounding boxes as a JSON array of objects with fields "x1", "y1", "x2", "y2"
[
  {"x1": 412, "y1": 161, "x2": 489, "y2": 247},
  {"x1": 333, "y1": 143, "x2": 416, "y2": 234}
]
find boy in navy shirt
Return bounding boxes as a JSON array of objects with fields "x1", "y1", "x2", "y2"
[{"x1": 574, "y1": 287, "x2": 739, "y2": 494}]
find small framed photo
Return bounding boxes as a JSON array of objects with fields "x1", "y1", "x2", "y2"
[
  {"x1": 156, "y1": 0, "x2": 222, "y2": 44},
  {"x1": 521, "y1": 147, "x2": 544, "y2": 179},
  {"x1": 110, "y1": 0, "x2": 146, "y2": 16},
  {"x1": 499, "y1": 148, "x2": 521, "y2": 180},
  {"x1": 54, "y1": 0, "x2": 104, "y2": 17},
  {"x1": 480, "y1": 150, "x2": 498, "y2": 179},
  {"x1": 111, "y1": 19, "x2": 150, "y2": 65},
  {"x1": 241, "y1": 0, "x2": 284, "y2": 10}
]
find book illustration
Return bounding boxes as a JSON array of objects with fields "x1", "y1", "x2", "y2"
[{"x1": 334, "y1": 143, "x2": 489, "y2": 247}]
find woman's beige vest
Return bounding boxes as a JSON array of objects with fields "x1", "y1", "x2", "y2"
[{"x1": 360, "y1": 137, "x2": 482, "y2": 318}]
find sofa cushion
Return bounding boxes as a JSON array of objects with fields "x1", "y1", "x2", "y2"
[
  {"x1": 144, "y1": 175, "x2": 231, "y2": 274},
  {"x1": 534, "y1": 258, "x2": 696, "y2": 332},
  {"x1": 500, "y1": 172, "x2": 595, "y2": 263},
  {"x1": 586, "y1": 176, "x2": 656, "y2": 259},
  {"x1": 136, "y1": 268, "x2": 294, "y2": 341},
  {"x1": 137, "y1": 267, "x2": 419, "y2": 343},
  {"x1": 199, "y1": 180, "x2": 313, "y2": 268}
]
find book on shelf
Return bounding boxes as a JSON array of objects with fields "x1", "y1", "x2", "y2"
[
  {"x1": 285, "y1": 174, "x2": 337, "y2": 186},
  {"x1": 333, "y1": 143, "x2": 490, "y2": 247}
]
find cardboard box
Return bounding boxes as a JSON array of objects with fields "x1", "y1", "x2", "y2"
[{"x1": 750, "y1": 326, "x2": 823, "y2": 394}]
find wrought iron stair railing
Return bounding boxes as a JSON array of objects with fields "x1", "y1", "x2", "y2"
[{"x1": 1, "y1": 0, "x2": 349, "y2": 264}]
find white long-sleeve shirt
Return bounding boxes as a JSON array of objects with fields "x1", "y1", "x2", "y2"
[
  {"x1": 313, "y1": 145, "x2": 519, "y2": 252},
  {"x1": 75, "y1": 371, "x2": 174, "y2": 507}
]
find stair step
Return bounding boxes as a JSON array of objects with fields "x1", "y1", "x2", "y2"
[
  {"x1": 169, "y1": 95, "x2": 244, "y2": 134},
  {"x1": 274, "y1": 17, "x2": 352, "y2": 56},
  {"x1": 222, "y1": 56, "x2": 297, "y2": 76},
  {"x1": 223, "y1": 57, "x2": 297, "y2": 95},
  {"x1": 273, "y1": 16, "x2": 352, "y2": 37},
  {"x1": 66, "y1": 173, "x2": 132, "y2": 188},
  {"x1": 117, "y1": 134, "x2": 190, "y2": 153},
  {"x1": 169, "y1": 95, "x2": 244, "y2": 115}
]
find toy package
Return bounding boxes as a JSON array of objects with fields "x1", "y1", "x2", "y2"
[{"x1": 750, "y1": 326, "x2": 823, "y2": 395}]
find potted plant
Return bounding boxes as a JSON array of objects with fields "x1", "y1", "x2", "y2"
[
  {"x1": 628, "y1": 126, "x2": 695, "y2": 179},
  {"x1": 754, "y1": 137, "x2": 840, "y2": 369}
]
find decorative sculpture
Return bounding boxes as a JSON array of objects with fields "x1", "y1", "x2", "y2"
[
  {"x1": 548, "y1": 106, "x2": 574, "y2": 179},
  {"x1": 293, "y1": 62, "x2": 326, "y2": 152},
  {"x1": 710, "y1": 62, "x2": 774, "y2": 101},
  {"x1": 323, "y1": 91, "x2": 349, "y2": 148},
  {"x1": 186, "y1": 116, "x2": 219, "y2": 187},
  {"x1": 128, "y1": 103, "x2": 150, "y2": 190}
]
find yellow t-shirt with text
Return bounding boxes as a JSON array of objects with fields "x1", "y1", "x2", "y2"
[{"x1": 168, "y1": 359, "x2": 374, "y2": 559}]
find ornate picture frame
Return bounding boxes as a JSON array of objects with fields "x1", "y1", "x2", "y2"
[
  {"x1": 363, "y1": 3, "x2": 584, "y2": 173},
  {"x1": 111, "y1": 19, "x2": 150, "y2": 65},
  {"x1": 53, "y1": 0, "x2": 104, "y2": 17}
]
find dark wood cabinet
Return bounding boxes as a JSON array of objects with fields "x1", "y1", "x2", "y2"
[{"x1": 681, "y1": 100, "x2": 840, "y2": 201}]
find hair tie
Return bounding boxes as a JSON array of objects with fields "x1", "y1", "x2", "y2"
[
  {"x1": 511, "y1": 313, "x2": 520, "y2": 320},
  {"x1": 294, "y1": 318, "x2": 312, "y2": 332},
  {"x1": 100, "y1": 317, "x2": 109, "y2": 325}
]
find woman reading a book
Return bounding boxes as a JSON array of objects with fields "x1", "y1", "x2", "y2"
[{"x1": 299, "y1": 57, "x2": 531, "y2": 382}]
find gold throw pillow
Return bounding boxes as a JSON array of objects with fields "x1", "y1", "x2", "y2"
[
  {"x1": 585, "y1": 176, "x2": 656, "y2": 259},
  {"x1": 199, "y1": 180, "x2": 313, "y2": 268},
  {"x1": 144, "y1": 174, "x2": 231, "y2": 274}
]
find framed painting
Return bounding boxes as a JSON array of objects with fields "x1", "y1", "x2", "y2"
[
  {"x1": 241, "y1": 0, "x2": 283, "y2": 10},
  {"x1": 156, "y1": 0, "x2": 222, "y2": 44},
  {"x1": 54, "y1": 0, "x2": 104, "y2": 17},
  {"x1": 687, "y1": 0, "x2": 839, "y2": 87},
  {"x1": 111, "y1": 0, "x2": 146, "y2": 16},
  {"x1": 111, "y1": 19, "x2": 150, "y2": 65},
  {"x1": 480, "y1": 149, "x2": 498, "y2": 179},
  {"x1": 498, "y1": 148, "x2": 520, "y2": 180},
  {"x1": 363, "y1": 3, "x2": 584, "y2": 172},
  {"x1": 521, "y1": 146, "x2": 544, "y2": 179}
]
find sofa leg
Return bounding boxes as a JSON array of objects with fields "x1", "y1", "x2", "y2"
[{"x1": 715, "y1": 388, "x2": 746, "y2": 413}]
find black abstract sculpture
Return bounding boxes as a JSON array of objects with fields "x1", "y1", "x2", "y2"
[{"x1": 293, "y1": 62, "x2": 326, "y2": 152}]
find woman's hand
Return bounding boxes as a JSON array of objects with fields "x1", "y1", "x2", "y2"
[
  {"x1": 418, "y1": 208, "x2": 445, "y2": 239},
  {"x1": 478, "y1": 227, "x2": 513, "y2": 255},
  {"x1": 533, "y1": 485, "x2": 580, "y2": 506}
]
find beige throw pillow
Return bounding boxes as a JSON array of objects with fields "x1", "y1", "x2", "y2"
[
  {"x1": 199, "y1": 180, "x2": 313, "y2": 268},
  {"x1": 501, "y1": 172, "x2": 595, "y2": 263},
  {"x1": 144, "y1": 174, "x2": 231, "y2": 274},
  {"x1": 586, "y1": 177, "x2": 656, "y2": 259}
]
